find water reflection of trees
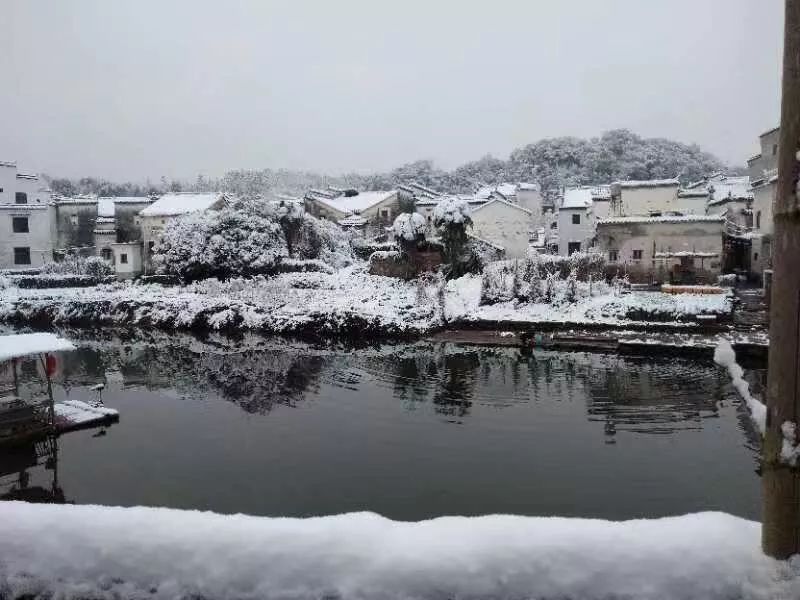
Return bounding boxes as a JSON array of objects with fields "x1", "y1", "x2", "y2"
[{"x1": 46, "y1": 331, "x2": 731, "y2": 434}]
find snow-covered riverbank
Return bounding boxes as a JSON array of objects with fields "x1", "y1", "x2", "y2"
[
  {"x1": 0, "y1": 266, "x2": 734, "y2": 338},
  {"x1": 1, "y1": 502, "x2": 797, "y2": 600}
]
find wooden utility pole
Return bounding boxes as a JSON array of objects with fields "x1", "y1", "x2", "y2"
[{"x1": 762, "y1": 0, "x2": 800, "y2": 560}]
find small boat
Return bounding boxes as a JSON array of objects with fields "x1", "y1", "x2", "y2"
[{"x1": 0, "y1": 333, "x2": 118, "y2": 445}]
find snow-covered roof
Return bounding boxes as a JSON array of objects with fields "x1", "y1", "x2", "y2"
[
  {"x1": 16, "y1": 172, "x2": 38, "y2": 180},
  {"x1": 313, "y1": 190, "x2": 397, "y2": 215},
  {"x1": 139, "y1": 192, "x2": 225, "y2": 217},
  {"x1": 561, "y1": 188, "x2": 593, "y2": 209},
  {"x1": 0, "y1": 160, "x2": 16, "y2": 168},
  {"x1": 495, "y1": 183, "x2": 517, "y2": 197},
  {"x1": 598, "y1": 214, "x2": 725, "y2": 225},
  {"x1": 0, "y1": 333, "x2": 75, "y2": 362},
  {"x1": 678, "y1": 189, "x2": 710, "y2": 198},
  {"x1": 518, "y1": 182, "x2": 540, "y2": 191},
  {"x1": 708, "y1": 177, "x2": 753, "y2": 205},
  {"x1": 471, "y1": 197, "x2": 532, "y2": 215},
  {"x1": 614, "y1": 178, "x2": 680, "y2": 188}
]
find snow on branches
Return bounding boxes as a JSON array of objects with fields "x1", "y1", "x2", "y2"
[
  {"x1": 433, "y1": 196, "x2": 471, "y2": 227},
  {"x1": 392, "y1": 212, "x2": 426, "y2": 243}
]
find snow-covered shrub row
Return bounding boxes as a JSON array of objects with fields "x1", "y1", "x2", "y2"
[
  {"x1": 41, "y1": 255, "x2": 114, "y2": 278},
  {"x1": 274, "y1": 259, "x2": 335, "y2": 275},
  {"x1": 526, "y1": 251, "x2": 606, "y2": 281},
  {"x1": 152, "y1": 200, "x2": 354, "y2": 281},
  {"x1": 0, "y1": 267, "x2": 440, "y2": 338},
  {"x1": 481, "y1": 256, "x2": 610, "y2": 306},
  {"x1": 14, "y1": 274, "x2": 114, "y2": 289}
]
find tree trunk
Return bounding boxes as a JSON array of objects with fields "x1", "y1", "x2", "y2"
[{"x1": 762, "y1": 0, "x2": 800, "y2": 560}]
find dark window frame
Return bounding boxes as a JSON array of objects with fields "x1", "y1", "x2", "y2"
[
  {"x1": 632, "y1": 249, "x2": 643, "y2": 260},
  {"x1": 13, "y1": 247, "x2": 31, "y2": 265},
  {"x1": 12, "y1": 216, "x2": 29, "y2": 233},
  {"x1": 571, "y1": 213, "x2": 581, "y2": 225},
  {"x1": 120, "y1": 253, "x2": 128, "y2": 264},
  {"x1": 15, "y1": 192, "x2": 28, "y2": 204}
]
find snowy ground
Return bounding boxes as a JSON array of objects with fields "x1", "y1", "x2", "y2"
[
  {"x1": 445, "y1": 274, "x2": 732, "y2": 328},
  {"x1": 0, "y1": 267, "x2": 734, "y2": 337},
  {"x1": 1, "y1": 502, "x2": 798, "y2": 600}
]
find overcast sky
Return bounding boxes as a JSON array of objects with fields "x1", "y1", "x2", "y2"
[{"x1": 2, "y1": 0, "x2": 784, "y2": 181}]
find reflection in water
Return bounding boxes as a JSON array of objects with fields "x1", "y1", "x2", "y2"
[
  {"x1": 0, "y1": 436, "x2": 66, "y2": 503},
  {"x1": 0, "y1": 329, "x2": 763, "y2": 520},
  {"x1": 45, "y1": 330, "x2": 735, "y2": 433}
]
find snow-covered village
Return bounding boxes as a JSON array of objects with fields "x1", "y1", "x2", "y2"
[{"x1": 2, "y1": 1, "x2": 800, "y2": 599}]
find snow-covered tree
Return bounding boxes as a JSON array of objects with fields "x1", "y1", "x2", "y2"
[
  {"x1": 433, "y1": 197, "x2": 472, "y2": 276},
  {"x1": 153, "y1": 205, "x2": 287, "y2": 281},
  {"x1": 392, "y1": 212, "x2": 426, "y2": 250},
  {"x1": 273, "y1": 199, "x2": 305, "y2": 255}
]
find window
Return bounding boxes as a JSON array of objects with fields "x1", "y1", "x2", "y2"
[
  {"x1": 772, "y1": 144, "x2": 778, "y2": 156},
  {"x1": 15, "y1": 192, "x2": 27, "y2": 204},
  {"x1": 120, "y1": 253, "x2": 128, "y2": 264},
  {"x1": 12, "y1": 216, "x2": 29, "y2": 233},
  {"x1": 70, "y1": 215, "x2": 79, "y2": 226},
  {"x1": 148, "y1": 241, "x2": 155, "y2": 252},
  {"x1": 101, "y1": 248, "x2": 112, "y2": 261},
  {"x1": 567, "y1": 242, "x2": 581, "y2": 255},
  {"x1": 13, "y1": 247, "x2": 31, "y2": 265},
  {"x1": 754, "y1": 252, "x2": 759, "y2": 262},
  {"x1": 608, "y1": 250, "x2": 618, "y2": 262},
  {"x1": 380, "y1": 208, "x2": 391, "y2": 220},
  {"x1": 632, "y1": 249, "x2": 643, "y2": 260},
  {"x1": 571, "y1": 213, "x2": 580, "y2": 225},
  {"x1": 756, "y1": 211, "x2": 762, "y2": 229}
]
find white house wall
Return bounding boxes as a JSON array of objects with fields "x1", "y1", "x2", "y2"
[
  {"x1": 614, "y1": 186, "x2": 680, "y2": 216},
  {"x1": 470, "y1": 202, "x2": 530, "y2": 259}
]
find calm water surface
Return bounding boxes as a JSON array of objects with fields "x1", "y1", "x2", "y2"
[{"x1": 0, "y1": 330, "x2": 763, "y2": 521}]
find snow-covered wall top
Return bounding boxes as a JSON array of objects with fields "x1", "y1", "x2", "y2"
[
  {"x1": 599, "y1": 214, "x2": 725, "y2": 225},
  {"x1": 0, "y1": 332, "x2": 75, "y2": 362}
]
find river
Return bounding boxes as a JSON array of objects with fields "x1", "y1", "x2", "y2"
[{"x1": 0, "y1": 330, "x2": 763, "y2": 521}]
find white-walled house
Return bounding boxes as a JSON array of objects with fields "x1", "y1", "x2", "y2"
[
  {"x1": 556, "y1": 186, "x2": 611, "y2": 256},
  {"x1": 749, "y1": 170, "x2": 776, "y2": 278},
  {"x1": 139, "y1": 192, "x2": 228, "y2": 271},
  {"x1": 609, "y1": 179, "x2": 681, "y2": 217},
  {"x1": 469, "y1": 198, "x2": 532, "y2": 259},
  {"x1": 111, "y1": 242, "x2": 143, "y2": 279},
  {"x1": 596, "y1": 214, "x2": 724, "y2": 284},
  {"x1": 0, "y1": 162, "x2": 56, "y2": 269}
]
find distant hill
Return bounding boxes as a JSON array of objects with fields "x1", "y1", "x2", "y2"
[{"x1": 46, "y1": 129, "x2": 731, "y2": 199}]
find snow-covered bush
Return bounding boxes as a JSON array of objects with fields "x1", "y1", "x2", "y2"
[
  {"x1": 41, "y1": 255, "x2": 113, "y2": 278},
  {"x1": 153, "y1": 206, "x2": 288, "y2": 281},
  {"x1": 433, "y1": 197, "x2": 473, "y2": 277},
  {"x1": 392, "y1": 212, "x2": 426, "y2": 247},
  {"x1": 526, "y1": 252, "x2": 605, "y2": 281},
  {"x1": 480, "y1": 260, "x2": 518, "y2": 304}
]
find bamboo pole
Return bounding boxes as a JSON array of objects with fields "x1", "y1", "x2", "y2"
[{"x1": 762, "y1": 0, "x2": 800, "y2": 559}]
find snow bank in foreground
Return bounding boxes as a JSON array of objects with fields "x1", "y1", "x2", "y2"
[
  {"x1": 714, "y1": 340, "x2": 767, "y2": 434},
  {"x1": 1, "y1": 503, "x2": 798, "y2": 600}
]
